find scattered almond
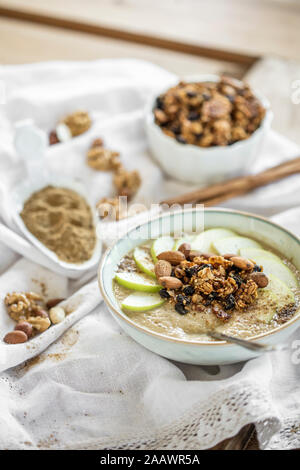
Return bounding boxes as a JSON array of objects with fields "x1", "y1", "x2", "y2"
[
  {"x1": 15, "y1": 321, "x2": 33, "y2": 338},
  {"x1": 154, "y1": 260, "x2": 172, "y2": 280},
  {"x1": 46, "y1": 298, "x2": 65, "y2": 309},
  {"x1": 157, "y1": 251, "x2": 185, "y2": 265},
  {"x1": 188, "y1": 250, "x2": 202, "y2": 261},
  {"x1": 223, "y1": 253, "x2": 236, "y2": 259},
  {"x1": 159, "y1": 276, "x2": 183, "y2": 289},
  {"x1": 31, "y1": 309, "x2": 49, "y2": 318},
  {"x1": 199, "y1": 252, "x2": 215, "y2": 259},
  {"x1": 250, "y1": 272, "x2": 269, "y2": 288},
  {"x1": 178, "y1": 243, "x2": 191, "y2": 258},
  {"x1": 4, "y1": 330, "x2": 28, "y2": 344},
  {"x1": 231, "y1": 256, "x2": 254, "y2": 271}
]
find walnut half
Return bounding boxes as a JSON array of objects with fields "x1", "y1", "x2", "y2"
[{"x1": 5, "y1": 292, "x2": 43, "y2": 322}]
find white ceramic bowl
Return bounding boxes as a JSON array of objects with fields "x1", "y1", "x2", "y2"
[
  {"x1": 145, "y1": 74, "x2": 273, "y2": 184},
  {"x1": 99, "y1": 208, "x2": 300, "y2": 365}
]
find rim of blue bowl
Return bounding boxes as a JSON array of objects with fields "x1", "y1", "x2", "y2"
[{"x1": 98, "y1": 207, "x2": 300, "y2": 346}]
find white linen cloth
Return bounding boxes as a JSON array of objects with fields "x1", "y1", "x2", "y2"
[{"x1": 0, "y1": 59, "x2": 299, "y2": 450}]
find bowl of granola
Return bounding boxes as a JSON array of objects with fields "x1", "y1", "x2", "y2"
[
  {"x1": 145, "y1": 75, "x2": 272, "y2": 184},
  {"x1": 98, "y1": 208, "x2": 300, "y2": 365}
]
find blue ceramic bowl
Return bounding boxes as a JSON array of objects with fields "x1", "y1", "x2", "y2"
[{"x1": 98, "y1": 208, "x2": 300, "y2": 365}]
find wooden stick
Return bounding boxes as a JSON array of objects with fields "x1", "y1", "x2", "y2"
[
  {"x1": 203, "y1": 189, "x2": 246, "y2": 207},
  {"x1": 0, "y1": 5, "x2": 258, "y2": 66},
  {"x1": 162, "y1": 156, "x2": 300, "y2": 206}
]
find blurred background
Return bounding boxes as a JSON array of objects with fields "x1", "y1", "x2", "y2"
[{"x1": 0, "y1": 0, "x2": 299, "y2": 144}]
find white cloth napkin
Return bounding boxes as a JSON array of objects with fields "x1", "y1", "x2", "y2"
[{"x1": 0, "y1": 59, "x2": 299, "y2": 450}]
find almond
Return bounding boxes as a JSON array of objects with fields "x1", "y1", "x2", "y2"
[
  {"x1": 46, "y1": 298, "x2": 65, "y2": 309},
  {"x1": 4, "y1": 330, "x2": 28, "y2": 344},
  {"x1": 188, "y1": 250, "x2": 202, "y2": 261},
  {"x1": 159, "y1": 276, "x2": 183, "y2": 289},
  {"x1": 231, "y1": 256, "x2": 254, "y2": 271},
  {"x1": 157, "y1": 250, "x2": 185, "y2": 265},
  {"x1": 250, "y1": 272, "x2": 269, "y2": 288},
  {"x1": 31, "y1": 308, "x2": 49, "y2": 318},
  {"x1": 199, "y1": 252, "x2": 215, "y2": 259},
  {"x1": 178, "y1": 243, "x2": 191, "y2": 258},
  {"x1": 223, "y1": 253, "x2": 236, "y2": 260},
  {"x1": 15, "y1": 321, "x2": 33, "y2": 338},
  {"x1": 154, "y1": 260, "x2": 172, "y2": 280}
]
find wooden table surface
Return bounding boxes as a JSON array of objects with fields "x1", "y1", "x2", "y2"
[
  {"x1": 0, "y1": 0, "x2": 299, "y2": 451},
  {"x1": 1, "y1": 0, "x2": 300, "y2": 62}
]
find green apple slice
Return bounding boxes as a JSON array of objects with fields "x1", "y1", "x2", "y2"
[
  {"x1": 114, "y1": 272, "x2": 161, "y2": 292},
  {"x1": 249, "y1": 255, "x2": 298, "y2": 289},
  {"x1": 240, "y1": 247, "x2": 281, "y2": 263},
  {"x1": 267, "y1": 274, "x2": 295, "y2": 307},
  {"x1": 151, "y1": 236, "x2": 175, "y2": 262},
  {"x1": 133, "y1": 246, "x2": 156, "y2": 278},
  {"x1": 254, "y1": 289, "x2": 280, "y2": 323},
  {"x1": 255, "y1": 274, "x2": 295, "y2": 323},
  {"x1": 191, "y1": 228, "x2": 236, "y2": 253},
  {"x1": 213, "y1": 236, "x2": 261, "y2": 255},
  {"x1": 122, "y1": 292, "x2": 165, "y2": 312}
]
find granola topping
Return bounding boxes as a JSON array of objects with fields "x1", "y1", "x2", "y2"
[
  {"x1": 154, "y1": 76, "x2": 266, "y2": 147},
  {"x1": 157, "y1": 252, "x2": 263, "y2": 322}
]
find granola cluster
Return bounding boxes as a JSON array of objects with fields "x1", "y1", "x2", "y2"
[
  {"x1": 49, "y1": 110, "x2": 92, "y2": 144},
  {"x1": 87, "y1": 138, "x2": 142, "y2": 219},
  {"x1": 154, "y1": 76, "x2": 266, "y2": 147},
  {"x1": 158, "y1": 250, "x2": 267, "y2": 322},
  {"x1": 62, "y1": 110, "x2": 91, "y2": 137},
  {"x1": 87, "y1": 138, "x2": 122, "y2": 171}
]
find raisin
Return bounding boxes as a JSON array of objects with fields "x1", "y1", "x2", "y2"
[
  {"x1": 185, "y1": 266, "x2": 199, "y2": 278},
  {"x1": 155, "y1": 96, "x2": 164, "y2": 110},
  {"x1": 232, "y1": 265, "x2": 242, "y2": 273},
  {"x1": 253, "y1": 264, "x2": 262, "y2": 272},
  {"x1": 204, "y1": 291, "x2": 218, "y2": 306},
  {"x1": 159, "y1": 288, "x2": 170, "y2": 299},
  {"x1": 183, "y1": 285, "x2": 195, "y2": 295},
  {"x1": 226, "y1": 95, "x2": 235, "y2": 103},
  {"x1": 224, "y1": 294, "x2": 236, "y2": 310},
  {"x1": 231, "y1": 274, "x2": 243, "y2": 287},
  {"x1": 170, "y1": 125, "x2": 181, "y2": 135},
  {"x1": 198, "y1": 263, "x2": 213, "y2": 271},
  {"x1": 186, "y1": 90, "x2": 197, "y2": 98},
  {"x1": 176, "y1": 294, "x2": 191, "y2": 305},
  {"x1": 175, "y1": 303, "x2": 187, "y2": 315},
  {"x1": 176, "y1": 135, "x2": 187, "y2": 144},
  {"x1": 188, "y1": 111, "x2": 200, "y2": 121}
]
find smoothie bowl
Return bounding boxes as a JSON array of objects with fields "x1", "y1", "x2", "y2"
[{"x1": 98, "y1": 209, "x2": 300, "y2": 365}]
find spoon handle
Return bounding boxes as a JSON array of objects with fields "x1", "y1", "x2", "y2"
[{"x1": 207, "y1": 330, "x2": 286, "y2": 352}]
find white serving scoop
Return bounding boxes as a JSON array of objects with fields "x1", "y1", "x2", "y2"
[{"x1": 3, "y1": 120, "x2": 102, "y2": 279}]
